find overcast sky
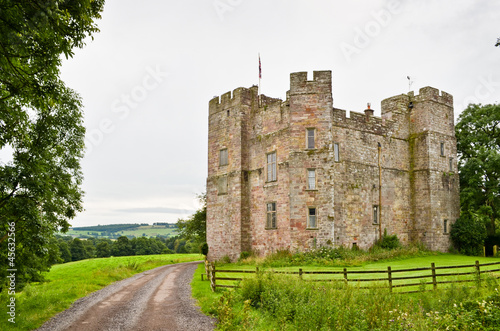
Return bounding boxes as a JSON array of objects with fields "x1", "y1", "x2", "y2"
[{"x1": 59, "y1": 0, "x2": 500, "y2": 227}]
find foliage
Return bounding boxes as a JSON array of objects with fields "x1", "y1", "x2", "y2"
[
  {"x1": 211, "y1": 272, "x2": 500, "y2": 330},
  {"x1": 200, "y1": 242, "x2": 209, "y2": 256},
  {"x1": 240, "y1": 244, "x2": 435, "y2": 268},
  {"x1": 450, "y1": 215, "x2": 487, "y2": 256},
  {"x1": 177, "y1": 193, "x2": 207, "y2": 244},
  {"x1": 0, "y1": 0, "x2": 105, "y2": 291},
  {"x1": 0, "y1": 254, "x2": 203, "y2": 330},
  {"x1": 455, "y1": 103, "x2": 500, "y2": 236},
  {"x1": 375, "y1": 228, "x2": 402, "y2": 250}
]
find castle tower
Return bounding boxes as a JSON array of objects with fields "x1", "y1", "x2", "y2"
[
  {"x1": 206, "y1": 87, "x2": 257, "y2": 261},
  {"x1": 408, "y1": 87, "x2": 460, "y2": 251},
  {"x1": 287, "y1": 71, "x2": 335, "y2": 250}
]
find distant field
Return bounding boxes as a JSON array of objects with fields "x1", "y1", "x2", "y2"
[{"x1": 63, "y1": 224, "x2": 178, "y2": 239}]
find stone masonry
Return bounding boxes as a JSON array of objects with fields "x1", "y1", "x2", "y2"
[{"x1": 206, "y1": 71, "x2": 460, "y2": 261}]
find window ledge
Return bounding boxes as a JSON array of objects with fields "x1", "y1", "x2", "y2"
[
  {"x1": 306, "y1": 189, "x2": 318, "y2": 192},
  {"x1": 264, "y1": 182, "x2": 278, "y2": 188},
  {"x1": 306, "y1": 227, "x2": 318, "y2": 230},
  {"x1": 265, "y1": 227, "x2": 277, "y2": 230}
]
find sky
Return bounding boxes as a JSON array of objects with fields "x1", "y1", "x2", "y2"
[{"x1": 58, "y1": 0, "x2": 500, "y2": 227}]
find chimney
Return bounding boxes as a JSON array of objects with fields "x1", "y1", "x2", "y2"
[{"x1": 364, "y1": 103, "x2": 374, "y2": 117}]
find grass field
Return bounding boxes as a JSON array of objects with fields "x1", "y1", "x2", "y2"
[
  {"x1": 64, "y1": 225, "x2": 178, "y2": 239},
  {"x1": 1, "y1": 254, "x2": 203, "y2": 330},
  {"x1": 192, "y1": 254, "x2": 500, "y2": 330}
]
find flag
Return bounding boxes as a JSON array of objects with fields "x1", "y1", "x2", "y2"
[{"x1": 259, "y1": 55, "x2": 262, "y2": 79}]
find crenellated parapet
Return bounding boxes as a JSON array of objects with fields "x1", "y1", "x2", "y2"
[
  {"x1": 209, "y1": 86, "x2": 258, "y2": 116},
  {"x1": 413, "y1": 87, "x2": 453, "y2": 107},
  {"x1": 290, "y1": 70, "x2": 332, "y2": 95}
]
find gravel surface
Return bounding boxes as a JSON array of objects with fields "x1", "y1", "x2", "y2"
[{"x1": 37, "y1": 261, "x2": 216, "y2": 331}]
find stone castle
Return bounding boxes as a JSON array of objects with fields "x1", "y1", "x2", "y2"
[{"x1": 206, "y1": 70, "x2": 459, "y2": 261}]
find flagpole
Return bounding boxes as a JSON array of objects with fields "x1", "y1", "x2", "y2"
[{"x1": 258, "y1": 53, "x2": 261, "y2": 107}]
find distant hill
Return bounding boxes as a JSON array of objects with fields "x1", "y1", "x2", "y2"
[{"x1": 63, "y1": 223, "x2": 178, "y2": 239}]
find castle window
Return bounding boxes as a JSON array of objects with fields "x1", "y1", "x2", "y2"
[
  {"x1": 373, "y1": 205, "x2": 379, "y2": 224},
  {"x1": 443, "y1": 219, "x2": 448, "y2": 234},
  {"x1": 217, "y1": 175, "x2": 228, "y2": 195},
  {"x1": 307, "y1": 169, "x2": 316, "y2": 190},
  {"x1": 334, "y1": 143, "x2": 340, "y2": 162},
  {"x1": 219, "y1": 149, "x2": 228, "y2": 166},
  {"x1": 308, "y1": 207, "x2": 317, "y2": 228},
  {"x1": 306, "y1": 128, "x2": 315, "y2": 149},
  {"x1": 267, "y1": 152, "x2": 277, "y2": 182},
  {"x1": 449, "y1": 157, "x2": 453, "y2": 172},
  {"x1": 266, "y1": 202, "x2": 277, "y2": 229},
  {"x1": 440, "y1": 142, "x2": 444, "y2": 156}
]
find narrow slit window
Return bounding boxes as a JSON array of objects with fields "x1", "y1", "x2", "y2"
[
  {"x1": 443, "y1": 219, "x2": 448, "y2": 234},
  {"x1": 449, "y1": 157, "x2": 453, "y2": 171},
  {"x1": 334, "y1": 143, "x2": 340, "y2": 162},
  {"x1": 266, "y1": 202, "x2": 277, "y2": 229},
  {"x1": 440, "y1": 142, "x2": 444, "y2": 156},
  {"x1": 373, "y1": 205, "x2": 379, "y2": 224},
  {"x1": 307, "y1": 169, "x2": 316, "y2": 190},
  {"x1": 307, "y1": 128, "x2": 315, "y2": 149},
  {"x1": 267, "y1": 152, "x2": 277, "y2": 182},
  {"x1": 308, "y1": 207, "x2": 317, "y2": 228}
]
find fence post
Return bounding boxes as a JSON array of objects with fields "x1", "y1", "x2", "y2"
[
  {"x1": 494, "y1": 245, "x2": 498, "y2": 257},
  {"x1": 210, "y1": 262, "x2": 216, "y2": 292},
  {"x1": 387, "y1": 266, "x2": 392, "y2": 292},
  {"x1": 343, "y1": 267, "x2": 348, "y2": 285},
  {"x1": 431, "y1": 263, "x2": 437, "y2": 290},
  {"x1": 256, "y1": 266, "x2": 259, "y2": 275},
  {"x1": 299, "y1": 268, "x2": 303, "y2": 280},
  {"x1": 475, "y1": 260, "x2": 481, "y2": 287}
]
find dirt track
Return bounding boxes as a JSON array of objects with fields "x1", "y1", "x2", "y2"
[{"x1": 37, "y1": 261, "x2": 216, "y2": 331}]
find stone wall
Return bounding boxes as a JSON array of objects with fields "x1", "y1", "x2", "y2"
[{"x1": 206, "y1": 71, "x2": 459, "y2": 261}]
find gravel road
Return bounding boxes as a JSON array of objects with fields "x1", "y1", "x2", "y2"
[{"x1": 37, "y1": 261, "x2": 216, "y2": 331}]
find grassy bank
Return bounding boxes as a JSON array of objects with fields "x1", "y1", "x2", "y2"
[
  {"x1": 192, "y1": 254, "x2": 500, "y2": 330},
  {"x1": 1, "y1": 254, "x2": 203, "y2": 330}
]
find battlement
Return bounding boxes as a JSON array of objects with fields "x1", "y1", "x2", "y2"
[
  {"x1": 209, "y1": 86, "x2": 259, "y2": 116},
  {"x1": 414, "y1": 87, "x2": 453, "y2": 107},
  {"x1": 290, "y1": 70, "x2": 332, "y2": 95},
  {"x1": 332, "y1": 108, "x2": 390, "y2": 135}
]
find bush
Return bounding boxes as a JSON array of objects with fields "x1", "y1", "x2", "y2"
[
  {"x1": 199, "y1": 242, "x2": 209, "y2": 256},
  {"x1": 450, "y1": 215, "x2": 487, "y2": 256},
  {"x1": 375, "y1": 229, "x2": 401, "y2": 250}
]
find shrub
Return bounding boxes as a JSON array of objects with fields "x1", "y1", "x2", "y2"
[
  {"x1": 375, "y1": 228, "x2": 401, "y2": 250},
  {"x1": 199, "y1": 242, "x2": 209, "y2": 256},
  {"x1": 450, "y1": 214, "x2": 487, "y2": 256}
]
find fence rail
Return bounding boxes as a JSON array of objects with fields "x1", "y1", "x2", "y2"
[{"x1": 205, "y1": 260, "x2": 500, "y2": 294}]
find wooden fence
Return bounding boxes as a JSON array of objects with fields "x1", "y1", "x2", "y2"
[{"x1": 205, "y1": 260, "x2": 500, "y2": 294}]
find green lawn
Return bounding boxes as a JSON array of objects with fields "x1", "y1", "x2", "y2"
[{"x1": 1, "y1": 254, "x2": 203, "y2": 330}]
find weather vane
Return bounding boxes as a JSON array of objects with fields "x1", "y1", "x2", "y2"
[
  {"x1": 407, "y1": 76, "x2": 413, "y2": 92},
  {"x1": 495, "y1": 37, "x2": 500, "y2": 47}
]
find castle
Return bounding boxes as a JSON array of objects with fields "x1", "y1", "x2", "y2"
[{"x1": 206, "y1": 71, "x2": 459, "y2": 261}]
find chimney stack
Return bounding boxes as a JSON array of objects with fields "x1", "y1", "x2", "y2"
[{"x1": 364, "y1": 103, "x2": 374, "y2": 117}]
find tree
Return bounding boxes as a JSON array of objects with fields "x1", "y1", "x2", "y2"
[
  {"x1": 69, "y1": 238, "x2": 87, "y2": 262},
  {"x1": 455, "y1": 104, "x2": 500, "y2": 236},
  {"x1": 112, "y1": 236, "x2": 134, "y2": 257},
  {"x1": 0, "y1": 1, "x2": 105, "y2": 290},
  {"x1": 96, "y1": 241, "x2": 111, "y2": 258},
  {"x1": 450, "y1": 214, "x2": 487, "y2": 256},
  {"x1": 177, "y1": 193, "x2": 207, "y2": 244}
]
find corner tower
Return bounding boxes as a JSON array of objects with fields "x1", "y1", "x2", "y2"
[{"x1": 408, "y1": 87, "x2": 459, "y2": 251}]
